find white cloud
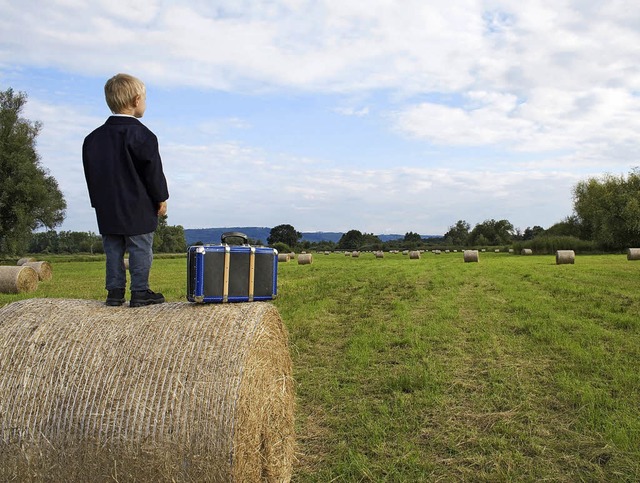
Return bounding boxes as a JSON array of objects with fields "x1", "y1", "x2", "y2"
[{"x1": 4, "y1": 0, "x2": 640, "y2": 234}]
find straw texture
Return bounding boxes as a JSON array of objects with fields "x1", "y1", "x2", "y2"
[
  {"x1": 23, "y1": 261, "x2": 52, "y2": 281},
  {"x1": 278, "y1": 253, "x2": 291, "y2": 262},
  {"x1": 627, "y1": 248, "x2": 640, "y2": 260},
  {"x1": 463, "y1": 250, "x2": 479, "y2": 263},
  {"x1": 556, "y1": 250, "x2": 575, "y2": 265},
  {"x1": 0, "y1": 266, "x2": 39, "y2": 293},
  {"x1": 0, "y1": 299, "x2": 295, "y2": 482},
  {"x1": 297, "y1": 254, "x2": 313, "y2": 265}
]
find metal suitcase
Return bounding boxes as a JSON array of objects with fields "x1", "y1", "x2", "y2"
[{"x1": 187, "y1": 232, "x2": 278, "y2": 303}]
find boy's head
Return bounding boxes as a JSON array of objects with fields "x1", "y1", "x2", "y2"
[{"x1": 104, "y1": 73, "x2": 146, "y2": 117}]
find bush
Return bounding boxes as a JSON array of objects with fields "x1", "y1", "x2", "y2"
[
  {"x1": 270, "y1": 241, "x2": 291, "y2": 254},
  {"x1": 512, "y1": 236, "x2": 596, "y2": 254}
]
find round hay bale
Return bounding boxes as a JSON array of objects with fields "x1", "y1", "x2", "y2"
[
  {"x1": 463, "y1": 250, "x2": 479, "y2": 263},
  {"x1": 374, "y1": 251, "x2": 384, "y2": 259},
  {"x1": 351, "y1": 251, "x2": 360, "y2": 258},
  {"x1": 16, "y1": 257, "x2": 37, "y2": 266},
  {"x1": 0, "y1": 265, "x2": 39, "y2": 293},
  {"x1": 23, "y1": 261, "x2": 53, "y2": 281},
  {"x1": 409, "y1": 251, "x2": 420, "y2": 259},
  {"x1": 278, "y1": 253, "x2": 291, "y2": 262},
  {"x1": 124, "y1": 258, "x2": 130, "y2": 269},
  {"x1": 627, "y1": 248, "x2": 640, "y2": 260},
  {"x1": 556, "y1": 250, "x2": 575, "y2": 265},
  {"x1": 0, "y1": 299, "x2": 295, "y2": 482},
  {"x1": 521, "y1": 248, "x2": 533, "y2": 255},
  {"x1": 298, "y1": 253, "x2": 313, "y2": 265}
]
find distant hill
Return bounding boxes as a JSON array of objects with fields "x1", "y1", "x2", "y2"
[{"x1": 184, "y1": 227, "x2": 438, "y2": 246}]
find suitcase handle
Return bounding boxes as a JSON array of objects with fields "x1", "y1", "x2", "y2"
[{"x1": 221, "y1": 231, "x2": 248, "y2": 245}]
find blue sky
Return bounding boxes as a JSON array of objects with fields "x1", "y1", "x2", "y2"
[{"x1": 2, "y1": 0, "x2": 639, "y2": 235}]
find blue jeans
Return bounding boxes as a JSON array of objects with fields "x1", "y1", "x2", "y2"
[{"x1": 102, "y1": 232, "x2": 155, "y2": 292}]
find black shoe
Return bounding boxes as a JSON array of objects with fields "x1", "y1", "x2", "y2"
[
  {"x1": 130, "y1": 289, "x2": 165, "y2": 307},
  {"x1": 106, "y1": 288, "x2": 126, "y2": 306}
]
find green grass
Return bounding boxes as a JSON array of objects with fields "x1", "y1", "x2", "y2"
[{"x1": 1, "y1": 252, "x2": 639, "y2": 481}]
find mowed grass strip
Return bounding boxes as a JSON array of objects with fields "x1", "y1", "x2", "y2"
[
  {"x1": 275, "y1": 252, "x2": 640, "y2": 482},
  {"x1": 1, "y1": 252, "x2": 639, "y2": 481}
]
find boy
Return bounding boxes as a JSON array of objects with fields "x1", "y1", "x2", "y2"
[{"x1": 83, "y1": 73, "x2": 169, "y2": 307}]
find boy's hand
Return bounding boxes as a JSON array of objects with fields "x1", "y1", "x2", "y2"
[{"x1": 157, "y1": 201, "x2": 167, "y2": 216}]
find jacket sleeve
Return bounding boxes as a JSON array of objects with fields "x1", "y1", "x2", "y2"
[{"x1": 135, "y1": 131, "x2": 169, "y2": 204}]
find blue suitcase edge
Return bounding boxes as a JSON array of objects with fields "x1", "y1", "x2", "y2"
[{"x1": 187, "y1": 245, "x2": 278, "y2": 303}]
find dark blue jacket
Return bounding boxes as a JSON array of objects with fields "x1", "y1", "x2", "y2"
[{"x1": 83, "y1": 116, "x2": 169, "y2": 235}]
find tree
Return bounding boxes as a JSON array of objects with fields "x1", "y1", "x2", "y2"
[
  {"x1": 337, "y1": 229, "x2": 363, "y2": 249},
  {"x1": 522, "y1": 225, "x2": 545, "y2": 241},
  {"x1": 444, "y1": 220, "x2": 470, "y2": 245},
  {"x1": 468, "y1": 219, "x2": 515, "y2": 246},
  {"x1": 268, "y1": 224, "x2": 301, "y2": 248},
  {"x1": 153, "y1": 215, "x2": 187, "y2": 252},
  {"x1": 0, "y1": 88, "x2": 66, "y2": 254},
  {"x1": 573, "y1": 169, "x2": 640, "y2": 250},
  {"x1": 360, "y1": 233, "x2": 383, "y2": 250},
  {"x1": 544, "y1": 215, "x2": 583, "y2": 238}
]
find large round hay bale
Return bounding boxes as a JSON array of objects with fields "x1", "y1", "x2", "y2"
[
  {"x1": 16, "y1": 257, "x2": 37, "y2": 266},
  {"x1": 298, "y1": 253, "x2": 313, "y2": 265},
  {"x1": 627, "y1": 248, "x2": 640, "y2": 260},
  {"x1": 0, "y1": 299, "x2": 295, "y2": 482},
  {"x1": 463, "y1": 250, "x2": 479, "y2": 263},
  {"x1": 556, "y1": 250, "x2": 575, "y2": 265},
  {"x1": 521, "y1": 248, "x2": 533, "y2": 255},
  {"x1": 0, "y1": 265, "x2": 39, "y2": 293},
  {"x1": 23, "y1": 261, "x2": 53, "y2": 281},
  {"x1": 409, "y1": 251, "x2": 420, "y2": 259},
  {"x1": 278, "y1": 253, "x2": 291, "y2": 262},
  {"x1": 351, "y1": 251, "x2": 360, "y2": 258},
  {"x1": 374, "y1": 251, "x2": 384, "y2": 259}
]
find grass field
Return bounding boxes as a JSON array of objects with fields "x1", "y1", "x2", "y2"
[{"x1": 1, "y1": 251, "x2": 639, "y2": 481}]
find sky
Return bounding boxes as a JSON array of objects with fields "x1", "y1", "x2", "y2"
[{"x1": 1, "y1": 0, "x2": 639, "y2": 236}]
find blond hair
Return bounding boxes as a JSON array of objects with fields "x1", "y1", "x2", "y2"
[{"x1": 104, "y1": 73, "x2": 145, "y2": 114}]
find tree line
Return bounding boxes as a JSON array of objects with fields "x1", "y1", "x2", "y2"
[
  {"x1": 26, "y1": 216, "x2": 186, "y2": 255},
  {"x1": 266, "y1": 168, "x2": 640, "y2": 254},
  {"x1": 2, "y1": 87, "x2": 639, "y2": 256}
]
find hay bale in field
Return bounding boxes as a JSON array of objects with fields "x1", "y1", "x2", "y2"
[
  {"x1": 23, "y1": 261, "x2": 52, "y2": 281},
  {"x1": 521, "y1": 248, "x2": 533, "y2": 255},
  {"x1": 627, "y1": 248, "x2": 640, "y2": 260},
  {"x1": 0, "y1": 266, "x2": 39, "y2": 293},
  {"x1": 16, "y1": 257, "x2": 37, "y2": 266},
  {"x1": 374, "y1": 251, "x2": 384, "y2": 259},
  {"x1": 409, "y1": 251, "x2": 420, "y2": 259},
  {"x1": 463, "y1": 250, "x2": 479, "y2": 263},
  {"x1": 124, "y1": 258, "x2": 130, "y2": 269},
  {"x1": 298, "y1": 253, "x2": 313, "y2": 265},
  {"x1": 278, "y1": 253, "x2": 290, "y2": 262},
  {"x1": 0, "y1": 299, "x2": 295, "y2": 482},
  {"x1": 351, "y1": 251, "x2": 360, "y2": 258},
  {"x1": 556, "y1": 250, "x2": 575, "y2": 265}
]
